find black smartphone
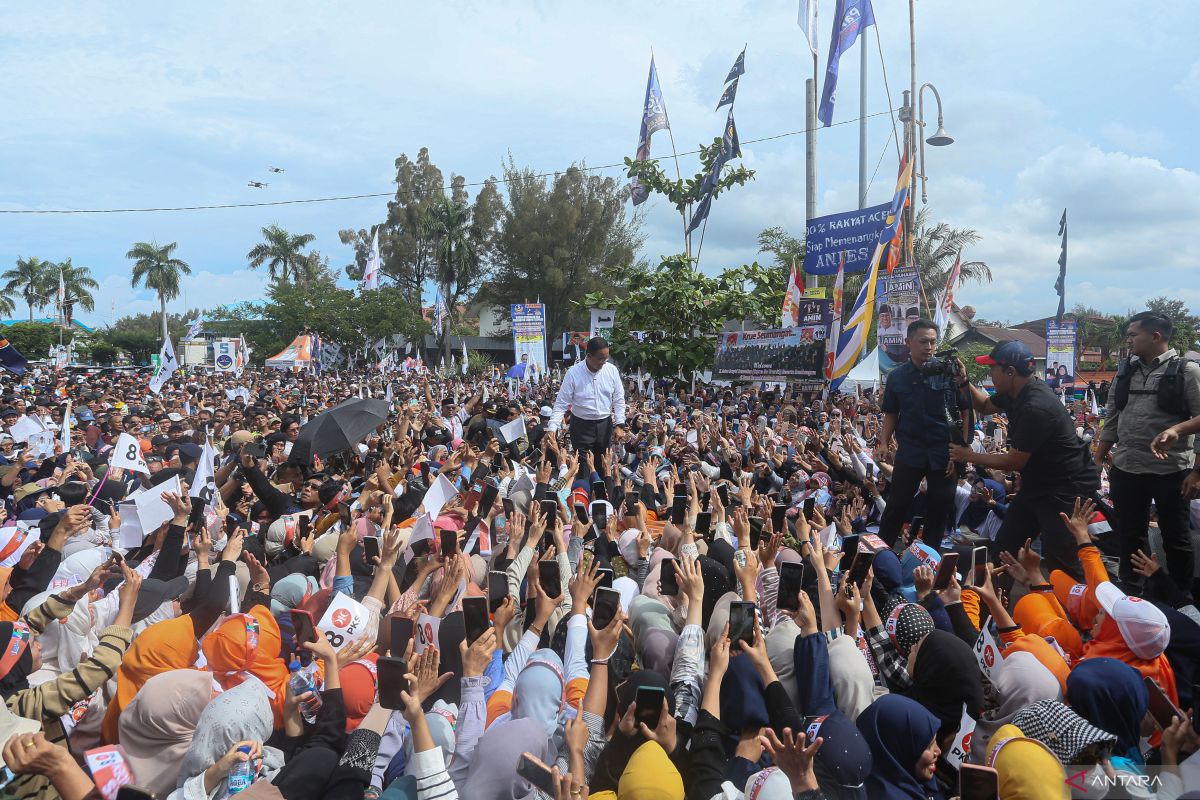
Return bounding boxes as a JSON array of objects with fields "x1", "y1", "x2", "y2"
[
  {"x1": 728, "y1": 601, "x2": 757, "y2": 651},
  {"x1": 958, "y1": 764, "x2": 999, "y2": 800},
  {"x1": 290, "y1": 609, "x2": 318, "y2": 645},
  {"x1": 377, "y1": 656, "x2": 410, "y2": 710},
  {"x1": 488, "y1": 570, "x2": 508, "y2": 613},
  {"x1": 695, "y1": 511, "x2": 712, "y2": 537},
  {"x1": 659, "y1": 558, "x2": 679, "y2": 596},
  {"x1": 538, "y1": 560, "x2": 562, "y2": 599},
  {"x1": 463, "y1": 596, "x2": 490, "y2": 645},
  {"x1": 716, "y1": 483, "x2": 730, "y2": 507},
  {"x1": 115, "y1": 788, "x2": 156, "y2": 800},
  {"x1": 440, "y1": 529, "x2": 456, "y2": 558},
  {"x1": 846, "y1": 551, "x2": 876, "y2": 588},
  {"x1": 1144, "y1": 676, "x2": 1185, "y2": 730},
  {"x1": 389, "y1": 615, "x2": 414, "y2": 659},
  {"x1": 502, "y1": 497, "x2": 515, "y2": 516},
  {"x1": 477, "y1": 482, "x2": 499, "y2": 518},
  {"x1": 771, "y1": 504, "x2": 787, "y2": 532},
  {"x1": 673, "y1": 483, "x2": 687, "y2": 498},
  {"x1": 188, "y1": 495, "x2": 205, "y2": 529},
  {"x1": 516, "y1": 752, "x2": 557, "y2": 796},
  {"x1": 363, "y1": 535, "x2": 381, "y2": 562},
  {"x1": 701, "y1": 490, "x2": 711, "y2": 510},
  {"x1": 803, "y1": 497, "x2": 816, "y2": 521},
  {"x1": 298, "y1": 514, "x2": 311, "y2": 541},
  {"x1": 971, "y1": 546, "x2": 989, "y2": 588},
  {"x1": 839, "y1": 534, "x2": 861, "y2": 574},
  {"x1": 591, "y1": 480, "x2": 608, "y2": 501},
  {"x1": 592, "y1": 587, "x2": 621, "y2": 629},
  {"x1": 596, "y1": 567, "x2": 614, "y2": 590},
  {"x1": 627, "y1": 499, "x2": 642, "y2": 518},
  {"x1": 590, "y1": 501, "x2": 608, "y2": 533},
  {"x1": 748, "y1": 517, "x2": 764, "y2": 549},
  {"x1": 777, "y1": 561, "x2": 805, "y2": 611},
  {"x1": 932, "y1": 552, "x2": 960, "y2": 592},
  {"x1": 540, "y1": 499, "x2": 558, "y2": 521},
  {"x1": 670, "y1": 494, "x2": 687, "y2": 525},
  {"x1": 634, "y1": 685, "x2": 666, "y2": 730}
]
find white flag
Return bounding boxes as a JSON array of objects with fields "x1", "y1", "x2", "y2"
[
  {"x1": 798, "y1": 0, "x2": 819, "y2": 55},
  {"x1": 461, "y1": 340, "x2": 468, "y2": 375},
  {"x1": 149, "y1": 336, "x2": 178, "y2": 395},
  {"x1": 59, "y1": 401, "x2": 71, "y2": 454},
  {"x1": 1090, "y1": 390, "x2": 1100, "y2": 416},
  {"x1": 362, "y1": 228, "x2": 381, "y2": 290},
  {"x1": 111, "y1": 432, "x2": 150, "y2": 475},
  {"x1": 189, "y1": 438, "x2": 218, "y2": 509},
  {"x1": 385, "y1": 382, "x2": 393, "y2": 403},
  {"x1": 499, "y1": 415, "x2": 527, "y2": 445}
]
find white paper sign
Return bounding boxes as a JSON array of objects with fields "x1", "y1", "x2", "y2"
[
  {"x1": 7, "y1": 415, "x2": 46, "y2": 444},
  {"x1": 111, "y1": 433, "x2": 150, "y2": 475},
  {"x1": 973, "y1": 623, "x2": 1005, "y2": 682},
  {"x1": 422, "y1": 475, "x2": 458, "y2": 519},
  {"x1": 414, "y1": 612, "x2": 442, "y2": 654},
  {"x1": 26, "y1": 431, "x2": 55, "y2": 459},
  {"x1": 133, "y1": 475, "x2": 180, "y2": 535},
  {"x1": 944, "y1": 703, "x2": 977, "y2": 770},
  {"x1": 317, "y1": 592, "x2": 370, "y2": 652},
  {"x1": 499, "y1": 415, "x2": 526, "y2": 444},
  {"x1": 116, "y1": 501, "x2": 144, "y2": 550}
]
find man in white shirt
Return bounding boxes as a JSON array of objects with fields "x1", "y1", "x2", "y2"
[{"x1": 547, "y1": 337, "x2": 626, "y2": 462}]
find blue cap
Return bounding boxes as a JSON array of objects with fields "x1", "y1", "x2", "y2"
[{"x1": 975, "y1": 340, "x2": 1035, "y2": 374}]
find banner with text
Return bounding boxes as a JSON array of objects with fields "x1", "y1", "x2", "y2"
[
  {"x1": 876, "y1": 267, "x2": 922, "y2": 378},
  {"x1": 511, "y1": 303, "x2": 547, "y2": 372},
  {"x1": 1046, "y1": 320, "x2": 1077, "y2": 391},
  {"x1": 795, "y1": 298, "x2": 833, "y2": 342},
  {"x1": 713, "y1": 328, "x2": 825, "y2": 382},
  {"x1": 589, "y1": 309, "x2": 615, "y2": 340},
  {"x1": 213, "y1": 339, "x2": 239, "y2": 372},
  {"x1": 803, "y1": 203, "x2": 891, "y2": 275}
]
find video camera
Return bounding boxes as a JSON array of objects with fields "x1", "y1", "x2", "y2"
[{"x1": 916, "y1": 348, "x2": 963, "y2": 378}]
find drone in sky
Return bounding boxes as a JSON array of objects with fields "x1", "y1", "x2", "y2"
[
  {"x1": 268, "y1": 166, "x2": 286, "y2": 173},
  {"x1": 247, "y1": 180, "x2": 268, "y2": 188}
]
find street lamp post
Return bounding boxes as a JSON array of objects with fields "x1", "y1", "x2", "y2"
[{"x1": 898, "y1": 86, "x2": 953, "y2": 261}]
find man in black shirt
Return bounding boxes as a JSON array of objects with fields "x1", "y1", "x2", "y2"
[{"x1": 950, "y1": 340, "x2": 1099, "y2": 579}]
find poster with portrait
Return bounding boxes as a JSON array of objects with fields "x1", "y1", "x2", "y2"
[
  {"x1": 1045, "y1": 320, "x2": 1077, "y2": 395},
  {"x1": 713, "y1": 328, "x2": 825, "y2": 382},
  {"x1": 875, "y1": 267, "x2": 921, "y2": 378}
]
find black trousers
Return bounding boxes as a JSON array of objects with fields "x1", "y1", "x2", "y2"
[
  {"x1": 569, "y1": 415, "x2": 613, "y2": 464},
  {"x1": 991, "y1": 492, "x2": 1084, "y2": 582},
  {"x1": 1109, "y1": 466, "x2": 1194, "y2": 594},
  {"x1": 879, "y1": 461, "x2": 958, "y2": 547}
]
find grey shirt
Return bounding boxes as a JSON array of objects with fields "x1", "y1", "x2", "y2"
[{"x1": 1099, "y1": 348, "x2": 1200, "y2": 474}]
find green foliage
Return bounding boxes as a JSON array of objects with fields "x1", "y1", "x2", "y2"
[
  {"x1": 97, "y1": 310, "x2": 202, "y2": 364},
  {"x1": 912, "y1": 207, "x2": 990, "y2": 316},
  {"x1": 1142, "y1": 297, "x2": 1200, "y2": 354},
  {"x1": 58, "y1": 258, "x2": 99, "y2": 321},
  {"x1": 2, "y1": 256, "x2": 53, "y2": 320},
  {"x1": 1, "y1": 322, "x2": 70, "y2": 360},
  {"x1": 127, "y1": 241, "x2": 192, "y2": 339},
  {"x1": 465, "y1": 350, "x2": 494, "y2": 377},
  {"x1": 953, "y1": 341, "x2": 995, "y2": 384},
  {"x1": 756, "y1": 226, "x2": 806, "y2": 271},
  {"x1": 85, "y1": 341, "x2": 120, "y2": 366},
  {"x1": 1070, "y1": 304, "x2": 1126, "y2": 369},
  {"x1": 623, "y1": 136, "x2": 755, "y2": 215},
  {"x1": 247, "y1": 225, "x2": 318, "y2": 284}
]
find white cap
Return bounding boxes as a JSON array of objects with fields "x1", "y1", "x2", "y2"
[
  {"x1": 1094, "y1": 581, "x2": 1170, "y2": 660},
  {"x1": 539, "y1": 406, "x2": 553, "y2": 418}
]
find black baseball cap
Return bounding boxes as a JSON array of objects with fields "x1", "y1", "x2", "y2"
[{"x1": 975, "y1": 341, "x2": 1035, "y2": 375}]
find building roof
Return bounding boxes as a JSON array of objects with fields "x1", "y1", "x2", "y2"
[
  {"x1": 0, "y1": 318, "x2": 95, "y2": 333},
  {"x1": 950, "y1": 324, "x2": 1047, "y2": 357}
]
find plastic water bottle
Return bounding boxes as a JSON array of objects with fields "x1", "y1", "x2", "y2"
[
  {"x1": 288, "y1": 659, "x2": 323, "y2": 723},
  {"x1": 226, "y1": 745, "x2": 255, "y2": 795}
]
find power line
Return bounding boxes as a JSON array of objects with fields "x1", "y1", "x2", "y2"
[{"x1": 0, "y1": 108, "x2": 899, "y2": 215}]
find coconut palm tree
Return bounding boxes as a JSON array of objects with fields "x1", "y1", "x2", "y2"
[
  {"x1": 1, "y1": 256, "x2": 52, "y2": 321},
  {"x1": 127, "y1": 241, "x2": 191, "y2": 341},
  {"x1": 424, "y1": 197, "x2": 476, "y2": 362},
  {"x1": 246, "y1": 225, "x2": 317, "y2": 284},
  {"x1": 56, "y1": 258, "x2": 100, "y2": 325},
  {"x1": 912, "y1": 207, "x2": 991, "y2": 317}
]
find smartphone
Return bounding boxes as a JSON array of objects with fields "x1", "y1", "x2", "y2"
[
  {"x1": 971, "y1": 546, "x2": 989, "y2": 588},
  {"x1": 627, "y1": 500, "x2": 642, "y2": 518},
  {"x1": 477, "y1": 482, "x2": 499, "y2": 518},
  {"x1": 932, "y1": 552, "x2": 960, "y2": 592},
  {"x1": 634, "y1": 685, "x2": 666, "y2": 730},
  {"x1": 115, "y1": 788, "x2": 156, "y2": 800},
  {"x1": 389, "y1": 616, "x2": 414, "y2": 659},
  {"x1": 771, "y1": 504, "x2": 787, "y2": 532},
  {"x1": 289, "y1": 609, "x2": 318, "y2": 645},
  {"x1": 592, "y1": 587, "x2": 621, "y2": 630},
  {"x1": 716, "y1": 483, "x2": 730, "y2": 507},
  {"x1": 728, "y1": 601, "x2": 757, "y2": 651},
  {"x1": 590, "y1": 501, "x2": 608, "y2": 533},
  {"x1": 596, "y1": 567, "x2": 614, "y2": 590},
  {"x1": 538, "y1": 560, "x2": 562, "y2": 599},
  {"x1": 363, "y1": 535, "x2": 381, "y2": 562},
  {"x1": 298, "y1": 514, "x2": 311, "y2": 541},
  {"x1": 839, "y1": 534, "x2": 861, "y2": 574},
  {"x1": 187, "y1": 495, "x2": 205, "y2": 529},
  {"x1": 516, "y1": 752, "x2": 557, "y2": 796},
  {"x1": 695, "y1": 511, "x2": 712, "y2": 538},
  {"x1": 803, "y1": 497, "x2": 816, "y2": 521},
  {"x1": 377, "y1": 656, "x2": 410, "y2": 710},
  {"x1": 846, "y1": 551, "x2": 876, "y2": 588},
  {"x1": 502, "y1": 497, "x2": 515, "y2": 516},
  {"x1": 958, "y1": 763, "x2": 999, "y2": 800},
  {"x1": 462, "y1": 481, "x2": 484, "y2": 514},
  {"x1": 440, "y1": 529, "x2": 456, "y2": 558},
  {"x1": 591, "y1": 480, "x2": 608, "y2": 501},
  {"x1": 670, "y1": 494, "x2": 687, "y2": 525},
  {"x1": 488, "y1": 570, "x2": 508, "y2": 613},
  {"x1": 1144, "y1": 676, "x2": 1185, "y2": 730},
  {"x1": 748, "y1": 517, "x2": 764, "y2": 549},
  {"x1": 539, "y1": 499, "x2": 558, "y2": 523},
  {"x1": 777, "y1": 561, "x2": 805, "y2": 611},
  {"x1": 463, "y1": 596, "x2": 491, "y2": 645},
  {"x1": 659, "y1": 558, "x2": 679, "y2": 596}
]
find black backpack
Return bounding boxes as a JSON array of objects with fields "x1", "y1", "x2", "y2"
[{"x1": 1113, "y1": 355, "x2": 1193, "y2": 419}]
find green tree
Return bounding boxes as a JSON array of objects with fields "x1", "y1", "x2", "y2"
[
  {"x1": 127, "y1": 241, "x2": 191, "y2": 342},
  {"x1": 98, "y1": 310, "x2": 199, "y2": 363},
  {"x1": 1, "y1": 322, "x2": 70, "y2": 361},
  {"x1": 912, "y1": 207, "x2": 991, "y2": 316},
  {"x1": 1070, "y1": 305, "x2": 1126, "y2": 368},
  {"x1": 489, "y1": 161, "x2": 646, "y2": 337},
  {"x1": 246, "y1": 224, "x2": 317, "y2": 285},
  {"x1": 57, "y1": 258, "x2": 100, "y2": 324},
  {"x1": 756, "y1": 226, "x2": 806, "y2": 272},
  {"x1": 2, "y1": 257, "x2": 53, "y2": 321},
  {"x1": 1142, "y1": 296, "x2": 1200, "y2": 354}
]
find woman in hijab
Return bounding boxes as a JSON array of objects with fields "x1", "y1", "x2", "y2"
[
  {"x1": 805, "y1": 710, "x2": 872, "y2": 800},
  {"x1": 969, "y1": 650, "x2": 1063, "y2": 764},
  {"x1": 269, "y1": 573, "x2": 319, "y2": 616},
  {"x1": 616, "y1": 740, "x2": 685, "y2": 800},
  {"x1": 906, "y1": 630, "x2": 983, "y2": 745},
  {"x1": 629, "y1": 595, "x2": 678, "y2": 677},
  {"x1": 986, "y1": 724, "x2": 1070, "y2": 800},
  {"x1": 1066, "y1": 657, "x2": 1149, "y2": 766},
  {"x1": 455, "y1": 716, "x2": 556, "y2": 800},
  {"x1": 120, "y1": 669, "x2": 215, "y2": 799},
  {"x1": 202, "y1": 605, "x2": 292, "y2": 728},
  {"x1": 855, "y1": 694, "x2": 941, "y2": 800},
  {"x1": 825, "y1": 636, "x2": 875, "y2": 720}
]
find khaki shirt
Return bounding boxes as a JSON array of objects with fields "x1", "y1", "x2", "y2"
[{"x1": 1100, "y1": 349, "x2": 1200, "y2": 474}]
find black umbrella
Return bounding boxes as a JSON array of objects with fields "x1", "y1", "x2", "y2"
[{"x1": 290, "y1": 397, "x2": 391, "y2": 465}]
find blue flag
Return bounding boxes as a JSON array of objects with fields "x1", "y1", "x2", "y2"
[
  {"x1": 817, "y1": 0, "x2": 875, "y2": 127},
  {"x1": 631, "y1": 56, "x2": 671, "y2": 206},
  {"x1": 715, "y1": 77, "x2": 738, "y2": 110},
  {"x1": 701, "y1": 110, "x2": 741, "y2": 194},
  {"x1": 686, "y1": 192, "x2": 712, "y2": 235},
  {"x1": 724, "y1": 47, "x2": 746, "y2": 84},
  {"x1": 0, "y1": 338, "x2": 28, "y2": 376}
]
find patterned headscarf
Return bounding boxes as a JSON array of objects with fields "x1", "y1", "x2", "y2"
[{"x1": 1011, "y1": 700, "x2": 1116, "y2": 764}]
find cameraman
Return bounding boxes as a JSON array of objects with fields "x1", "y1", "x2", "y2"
[{"x1": 877, "y1": 319, "x2": 970, "y2": 546}]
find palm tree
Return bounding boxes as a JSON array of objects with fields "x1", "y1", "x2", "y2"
[
  {"x1": 127, "y1": 241, "x2": 191, "y2": 341},
  {"x1": 912, "y1": 207, "x2": 991, "y2": 317},
  {"x1": 57, "y1": 258, "x2": 100, "y2": 325},
  {"x1": 424, "y1": 197, "x2": 476, "y2": 362},
  {"x1": 246, "y1": 225, "x2": 317, "y2": 284},
  {"x1": 1, "y1": 256, "x2": 52, "y2": 321}
]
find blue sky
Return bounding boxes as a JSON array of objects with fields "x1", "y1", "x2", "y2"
[{"x1": 0, "y1": 1, "x2": 1196, "y2": 328}]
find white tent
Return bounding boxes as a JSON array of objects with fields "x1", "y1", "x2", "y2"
[{"x1": 840, "y1": 348, "x2": 880, "y2": 390}]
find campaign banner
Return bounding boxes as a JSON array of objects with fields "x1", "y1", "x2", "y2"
[
  {"x1": 713, "y1": 328, "x2": 825, "y2": 382},
  {"x1": 802, "y1": 287, "x2": 827, "y2": 299},
  {"x1": 795, "y1": 298, "x2": 833, "y2": 342},
  {"x1": 1046, "y1": 320, "x2": 1077, "y2": 392},
  {"x1": 589, "y1": 308, "x2": 615, "y2": 340},
  {"x1": 802, "y1": 203, "x2": 891, "y2": 275},
  {"x1": 213, "y1": 338, "x2": 238, "y2": 372},
  {"x1": 876, "y1": 267, "x2": 921, "y2": 378},
  {"x1": 510, "y1": 303, "x2": 547, "y2": 372}
]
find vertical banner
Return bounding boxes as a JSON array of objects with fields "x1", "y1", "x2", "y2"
[
  {"x1": 511, "y1": 303, "x2": 547, "y2": 374},
  {"x1": 876, "y1": 267, "x2": 921, "y2": 378},
  {"x1": 213, "y1": 339, "x2": 238, "y2": 372},
  {"x1": 795, "y1": 298, "x2": 833, "y2": 344},
  {"x1": 1045, "y1": 320, "x2": 1077, "y2": 396},
  {"x1": 588, "y1": 309, "x2": 615, "y2": 340}
]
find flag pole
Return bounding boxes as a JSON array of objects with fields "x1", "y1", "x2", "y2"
[
  {"x1": 654, "y1": 48, "x2": 689, "y2": 260},
  {"x1": 858, "y1": 20, "x2": 868, "y2": 209},
  {"x1": 805, "y1": 39, "x2": 819, "y2": 290}
]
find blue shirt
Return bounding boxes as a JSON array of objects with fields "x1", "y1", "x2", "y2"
[{"x1": 881, "y1": 360, "x2": 969, "y2": 470}]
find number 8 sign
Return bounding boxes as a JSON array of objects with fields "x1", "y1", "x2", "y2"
[{"x1": 317, "y1": 593, "x2": 369, "y2": 653}]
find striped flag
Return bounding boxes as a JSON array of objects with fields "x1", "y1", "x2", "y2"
[
  {"x1": 885, "y1": 146, "x2": 910, "y2": 273},
  {"x1": 825, "y1": 253, "x2": 846, "y2": 380},
  {"x1": 934, "y1": 252, "x2": 962, "y2": 341},
  {"x1": 780, "y1": 257, "x2": 805, "y2": 328}
]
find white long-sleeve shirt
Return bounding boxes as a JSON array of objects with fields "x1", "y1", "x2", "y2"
[{"x1": 547, "y1": 360, "x2": 626, "y2": 431}]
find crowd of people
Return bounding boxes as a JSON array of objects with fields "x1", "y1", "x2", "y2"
[{"x1": 0, "y1": 328, "x2": 1193, "y2": 799}]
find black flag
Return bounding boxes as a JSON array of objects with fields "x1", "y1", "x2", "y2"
[
  {"x1": 715, "y1": 78, "x2": 738, "y2": 110},
  {"x1": 724, "y1": 47, "x2": 746, "y2": 84},
  {"x1": 1054, "y1": 209, "x2": 1067, "y2": 323}
]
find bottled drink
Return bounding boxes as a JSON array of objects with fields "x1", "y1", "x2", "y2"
[
  {"x1": 287, "y1": 659, "x2": 323, "y2": 723},
  {"x1": 226, "y1": 745, "x2": 254, "y2": 796}
]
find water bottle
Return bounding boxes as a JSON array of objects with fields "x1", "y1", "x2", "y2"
[
  {"x1": 226, "y1": 745, "x2": 255, "y2": 795},
  {"x1": 287, "y1": 659, "x2": 323, "y2": 723}
]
